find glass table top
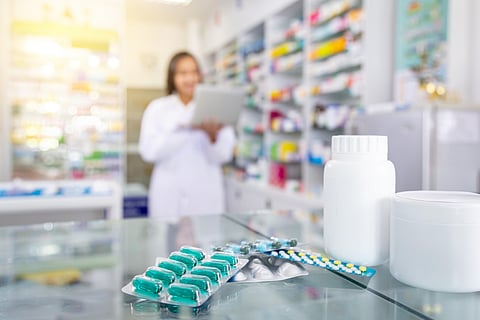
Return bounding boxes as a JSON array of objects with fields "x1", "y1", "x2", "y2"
[
  {"x1": 0, "y1": 211, "x2": 477, "y2": 319},
  {"x1": 225, "y1": 211, "x2": 480, "y2": 320}
]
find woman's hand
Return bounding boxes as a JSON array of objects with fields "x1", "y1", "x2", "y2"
[{"x1": 193, "y1": 118, "x2": 224, "y2": 143}]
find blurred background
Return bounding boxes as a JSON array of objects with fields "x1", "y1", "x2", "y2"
[{"x1": 0, "y1": 0, "x2": 478, "y2": 220}]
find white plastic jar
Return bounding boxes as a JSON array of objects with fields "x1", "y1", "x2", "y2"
[
  {"x1": 323, "y1": 135, "x2": 395, "y2": 266},
  {"x1": 391, "y1": 191, "x2": 480, "y2": 292}
]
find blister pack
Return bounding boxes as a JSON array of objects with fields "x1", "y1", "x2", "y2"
[
  {"x1": 267, "y1": 249, "x2": 376, "y2": 277},
  {"x1": 122, "y1": 246, "x2": 248, "y2": 309},
  {"x1": 213, "y1": 237, "x2": 298, "y2": 255},
  {"x1": 215, "y1": 237, "x2": 376, "y2": 278},
  {"x1": 230, "y1": 253, "x2": 308, "y2": 283}
]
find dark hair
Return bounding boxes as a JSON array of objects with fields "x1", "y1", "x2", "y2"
[{"x1": 166, "y1": 51, "x2": 202, "y2": 95}]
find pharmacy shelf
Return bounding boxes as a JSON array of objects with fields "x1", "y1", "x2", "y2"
[
  {"x1": 205, "y1": 0, "x2": 393, "y2": 207},
  {"x1": 3, "y1": 0, "x2": 125, "y2": 182},
  {"x1": 233, "y1": 23, "x2": 267, "y2": 181},
  {"x1": 302, "y1": 0, "x2": 393, "y2": 196},
  {"x1": 265, "y1": 0, "x2": 306, "y2": 193}
]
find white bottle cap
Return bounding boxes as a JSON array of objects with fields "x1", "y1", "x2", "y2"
[{"x1": 331, "y1": 135, "x2": 388, "y2": 160}]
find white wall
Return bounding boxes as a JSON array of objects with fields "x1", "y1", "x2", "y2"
[
  {"x1": 472, "y1": 0, "x2": 480, "y2": 104},
  {"x1": 200, "y1": 0, "x2": 297, "y2": 53},
  {"x1": 0, "y1": 0, "x2": 11, "y2": 181},
  {"x1": 125, "y1": 18, "x2": 187, "y2": 89},
  {"x1": 447, "y1": 0, "x2": 472, "y2": 103},
  {"x1": 362, "y1": 0, "x2": 394, "y2": 104}
]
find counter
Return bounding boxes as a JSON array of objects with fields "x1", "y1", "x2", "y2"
[
  {"x1": 0, "y1": 180, "x2": 122, "y2": 226},
  {"x1": 0, "y1": 211, "x2": 478, "y2": 319}
]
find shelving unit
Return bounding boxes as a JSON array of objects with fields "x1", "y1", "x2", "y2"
[
  {"x1": 303, "y1": 0, "x2": 361, "y2": 196},
  {"x1": 303, "y1": 0, "x2": 393, "y2": 196},
  {"x1": 203, "y1": 52, "x2": 217, "y2": 85},
  {"x1": 205, "y1": 0, "x2": 394, "y2": 209},
  {"x1": 234, "y1": 24, "x2": 267, "y2": 181},
  {"x1": 266, "y1": 0, "x2": 306, "y2": 193},
  {"x1": 0, "y1": 0, "x2": 11, "y2": 182},
  {"x1": 3, "y1": 0, "x2": 125, "y2": 181},
  {"x1": 215, "y1": 39, "x2": 243, "y2": 87}
]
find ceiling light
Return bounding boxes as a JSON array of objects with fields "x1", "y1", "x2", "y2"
[{"x1": 147, "y1": 0, "x2": 193, "y2": 6}]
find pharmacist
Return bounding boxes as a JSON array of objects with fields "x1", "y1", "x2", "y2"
[{"x1": 139, "y1": 52, "x2": 236, "y2": 219}]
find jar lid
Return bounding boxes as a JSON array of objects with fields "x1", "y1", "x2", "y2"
[
  {"x1": 331, "y1": 135, "x2": 388, "y2": 160},
  {"x1": 393, "y1": 191, "x2": 480, "y2": 224}
]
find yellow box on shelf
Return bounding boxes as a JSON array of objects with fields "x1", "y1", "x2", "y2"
[
  {"x1": 310, "y1": 36, "x2": 347, "y2": 61},
  {"x1": 271, "y1": 41, "x2": 302, "y2": 58},
  {"x1": 12, "y1": 21, "x2": 118, "y2": 51}
]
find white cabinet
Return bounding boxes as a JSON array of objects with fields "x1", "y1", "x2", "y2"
[
  {"x1": 225, "y1": 176, "x2": 323, "y2": 213},
  {"x1": 225, "y1": 178, "x2": 269, "y2": 212}
]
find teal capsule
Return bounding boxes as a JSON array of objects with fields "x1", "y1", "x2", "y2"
[
  {"x1": 271, "y1": 240, "x2": 282, "y2": 249},
  {"x1": 274, "y1": 237, "x2": 298, "y2": 247},
  {"x1": 226, "y1": 243, "x2": 250, "y2": 255},
  {"x1": 200, "y1": 259, "x2": 231, "y2": 276},
  {"x1": 211, "y1": 252, "x2": 238, "y2": 267},
  {"x1": 158, "y1": 259, "x2": 187, "y2": 277},
  {"x1": 287, "y1": 238, "x2": 298, "y2": 247},
  {"x1": 145, "y1": 266, "x2": 176, "y2": 286},
  {"x1": 179, "y1": 275, "x2": 212, "y2": 293},
  {"x1": 169, "y1": 251, "x2": 198, "y2": 270},
  {"x1": 180, "y1": 246, "x2": 206, "y2": 262},
  {"x1": 168, "y1": 283, "x2": 200, "y2": 303},
  {"x1": 191, "y1": 266, "x2": 221, "y2": 285},
  {"x1": 132, "y1": 275, "x2": 163, "y2": 294}
]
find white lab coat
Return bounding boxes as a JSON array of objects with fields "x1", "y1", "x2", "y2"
[{"x1": 138, "y1": 94, "x2": 236, "y2": 219}]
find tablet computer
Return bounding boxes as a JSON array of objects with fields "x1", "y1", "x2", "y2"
[{"x1": 192, "y1": 85, "x2": 245, "y2": 125}]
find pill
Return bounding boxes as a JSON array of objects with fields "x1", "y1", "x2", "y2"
[
  {"x1": 334, "y1": 260, "x2": 341, "y2": 265},
  {"x1": 191, "y1": 266, "x2": 221, "y2": 285},
  {"x1": 145, "y1": 266, "x2": 176, "y2": 286},
  {"x1": 201, "y1": 259, "x2": 231, "y2": 276},
  {"x1": 271, "y1": 240, "x2": 282, "y2": 249},
  {"x1": 168, "y1": 283, "x2": 200, "y2": 303},
  {"x1": 180, "y1": 246, "x2": 206, "y2": 262},
  {"x1": 346, "y1": 263, "x2": 354, "y2": 268},
  {"x1": 211, "y1": 252, "x2": 238, "y2": 267},
  {"x1": 132, "y1": 275, "x2": 163, "y2": 294},
  {"x1": 287, "y1": 239, "x2": 298, "y2": 247},
  {"x1": 275, "y1": 238, "x2": 298, "y2": 247},
  {"x1": 359, "y1": 266, "x2": 367, "y2": 272},
  {"x1": 169, "y1": 251, "x2": 198, "y2": 270},
  {"x1": 179, "y1": 275, "x2": 212, "y2": 293},
  {"x1": 158, "y1": 260, "x2": 187, "y2": 277},
  {"x1": 226, "y1": 243, "x2": 250, "y2": 255},
  {"x1": 298, "y1": 252, "x2": 306, "y2": 257},
  {"x1": 239, "y1": 245, "x2": 251, "y2": 254}
]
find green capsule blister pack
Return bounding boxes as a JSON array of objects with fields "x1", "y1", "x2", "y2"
[{"x1": 121, "y1": 246, "x2": 247, "y2": 308}]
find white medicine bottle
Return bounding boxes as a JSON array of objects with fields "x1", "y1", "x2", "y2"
[{"x1": 323, "y1": 135, "x2": 395, "y2": 266}]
